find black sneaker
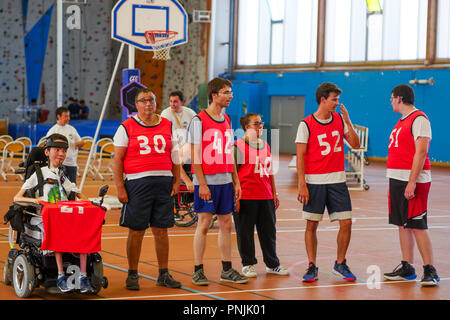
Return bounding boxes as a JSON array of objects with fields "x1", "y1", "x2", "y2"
[
  {"x1": 192, "y1": 268, "x2": 209, "y2": 286},
  {"x1": 302, "y1": 262, "x2": 318, "y2": 282},
  {"x1": 421, "y1": 265, "x2": 440, "y2": 287},
  {"x1": 157, "y1": 272, "x2": 182, "y2": 288},
  {"x1": 384, "y1": 261, "x2": 417, "y2": 281},
  {"x1": 126, "y1": 273, "x2": 140, "y2": 290}
]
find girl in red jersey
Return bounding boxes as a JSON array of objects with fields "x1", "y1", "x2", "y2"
[{"x1": 233, "y1": 113, "x2": 289, "y2": 278}]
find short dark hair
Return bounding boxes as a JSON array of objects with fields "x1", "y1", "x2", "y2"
[
  {"x1": 240, "y1": 113, "x2": 259, "y2": 131},
  {"x1": 392, "y1": 84, "x2": 415, "y2": 105},
  {"x1": 207, "y1": 77, "x2": 232, "y2": 103},
  {"x1": 169, "y1": 90, "x2": 184, "y2": 102},
  {"x1": 315, "y1": 82, "x2": 342, "y2": 105},
  {"x1": 134, "y1": 88, "x2": 155, "y2": 103},
  {"x1": 56, "y1": 106, "x2": 69, "y2": 118},
  {"x1": 80, "y1": 100, "x2": 85, "y2": 104}
]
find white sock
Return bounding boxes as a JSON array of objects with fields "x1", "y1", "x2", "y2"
[{"x1": 58, "y1": 272, "x2": 65, "y2": 278}]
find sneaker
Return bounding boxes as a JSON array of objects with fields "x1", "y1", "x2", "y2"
[
  {"x1": 421, "y1": 265, "x2": 440, "y2": 287},
  {"x1": 79, "y1": 276, "x2": 93, "y2": 293},
  {"x1": 57, "y1": 276, "x2": 71, "y2": 293},
  {"x1": 126, "y1": 273, "x2": 140, "y2": 290},
  {"x1": 266, "y1": 265, "x2": 290, "y2": 276},
  {"x1": 332, "y1": 259, "x2": 356, "y2": 281},
  {"x1": 192, "y1": 268, "x2": 209, "y2": 286},
  {"x1": 302, "y1": 262, "x2": 318, "y2": 282},
  {"x1": 157, "y1": 272, "x2": 182, "y2": 288},
  {"x1": 242, "y1": 265, "x2": 257, "y2": 278},
  {"x1": 384, "y1": 261, "x2": 417, "y2": 281},
  {"x1": 220, "y1": 268, "x2": 249, "y2": 284}
]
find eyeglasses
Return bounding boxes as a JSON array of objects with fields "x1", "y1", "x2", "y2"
[
  {"x1": 137, "y1": 98, "x2": 155, "y2": 104},
  {"x1": 390, "y1": 96, "x2": 403, "y2": 102},
  {"x1": 218, "y1": 90, "x2": 233, "y2": 96},
  {"x1": 251, "y1": 121, "x2": 264, "y2": 127}
]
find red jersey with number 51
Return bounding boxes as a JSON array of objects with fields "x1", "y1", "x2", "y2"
[
  {"x1": 303, "y1": 113, "x2": 345, "y2": 175},
  {"x1": 387, "y1": 110, "x2": 430, "y2": 171},
  {"x1": 122, "y1": 117, "x2": 173, "y2": 174}
]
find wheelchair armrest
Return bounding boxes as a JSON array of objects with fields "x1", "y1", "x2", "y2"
[{"x1": 14, "y1": 201, "x2": 43, "y2": 211}]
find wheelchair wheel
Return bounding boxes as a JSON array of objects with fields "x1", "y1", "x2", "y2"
[
  {"x1": 90, "y1": 260, "x2": 107, "y2": 294},
  {"x1": 12, "y1": 254, "x2": 35, "y2": 298},
  {"x1": 3, "y1": 260, "x2": 12, "y2": 286},
  {"x1": 174, "y1": 208, "x2": 198, "y2": 227}
]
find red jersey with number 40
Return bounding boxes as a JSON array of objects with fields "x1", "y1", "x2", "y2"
[
  {"x1": 122, "y1": 117, "x2": 173, "y2": 174},
  {"x1": 235, "y1": 138, "x2": 273, "y2": 200},
  {"x1": 387, "y1": 110, "x2": 431, "y2": 171},
  {"x1": 196, "y1": 110, "x2": 234, "y2": 175},
  {"x1": 303, "y1": 113, "x2": 345, "y2": 175}
]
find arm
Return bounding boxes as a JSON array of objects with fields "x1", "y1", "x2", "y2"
[
  {"x1": 404, "y1": 137, "x2": 430, "y2": 200},
  {"x1": 341, "y1": 104, "x2": 360, "y2": 149},
  {"x1": 191, "y1": 142, "x2": 210, "y2": 201},
  {"x1": 296, "y1": 143, "x2": 309, "y2": 205},
  {"x1": 113, "y1": 146, "x2": 128, "y2": 203},
  {"x1": 171, "y1": 163, "x2": 181, "y2": 196},
  {"x1": 75, "y1": 140, "x2": 85, "y2": 149},
  {"x1": 14, "y1": 188, "x2": 39, "y2": 204},
  {"x1": 270, "y1": 174, "x2": 279, "y2": 209}
]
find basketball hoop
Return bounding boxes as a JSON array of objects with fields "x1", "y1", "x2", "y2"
[{"x1": 144, "y1": 30, "x2": 178, "y2": 60}]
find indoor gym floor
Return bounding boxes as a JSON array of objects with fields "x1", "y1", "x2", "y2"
[{"x1": 0, "y1": 154, "x2": 449, "y2": 300}]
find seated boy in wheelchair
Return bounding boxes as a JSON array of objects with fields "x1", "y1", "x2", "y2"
[{"x1": 13, "y1": 133, "x2": 92, "y2": 293}]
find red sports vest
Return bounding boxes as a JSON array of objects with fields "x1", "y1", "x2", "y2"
[
  {"x1": 195, "y1": 110, "x2": 234, "y2": 175},
  {"x1": 235, "y1": 138, "x2": 273, "y2": 200},
  {"x1": 387, "y1": 110, "x2": 431, "y2": 171},
  {"x1": 303, "y1": 113, "x2": 345, "y2": 174},
  {"x1": 122, "y1": 117, "x2": 173, "y2": 174}
]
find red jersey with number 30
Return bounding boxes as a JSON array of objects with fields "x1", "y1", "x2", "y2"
[
  {"x1": 303, "y1": 113, "x2": 345, "y2": 175},
  {"x1": 122, "y1": 117, "x2": 173, "y2": 174},
  {"x1": 387, "y1": 110, "x2": 431, "y2": 171},
  {"x1": 196, "y1": 110, "x2": 234, "y2": 175},
  {"x1": 235, "y1": 138, "x2": 273, "y2": 200}
]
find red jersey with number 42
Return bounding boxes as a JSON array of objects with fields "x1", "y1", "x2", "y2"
[
  {"x1": 196, "y1": 110, "x2": 234, "y2": 175},
  {"x1": 235, "y1": 138, "x2": 273, "y2": 200},
  {"x1": 303, "y1": 113, "x2": 345, "y2": 175},
  {"x1": 122, "y1": 117, "x2": 173, "y2": 174},
  {"x1": 387, "y1": 110, "x2": 431, "y2": 171}
]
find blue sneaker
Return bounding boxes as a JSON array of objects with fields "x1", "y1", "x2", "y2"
[
  {"x1": 80, "y1": 276, "x2": 93, "y2": 293},
  {"x1": 302, "y1": 262, "x2": 318, "y2": 282},
  {"x1": 421, "y1": 265, "x2": 440, "y2": 287},
  {"x1": 332, "y1": 259, "x2": 356, "y2": 281},
  {"x1": 57, "y1": 276, "x2": 71, "y2": 293}
]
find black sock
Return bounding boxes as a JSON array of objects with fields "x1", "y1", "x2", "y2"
[
  {"x1": 222, "y1": 261, "x2": 232, "y2": 272},
  {"x1": 159, "y1": 268, "x2": 168, "y2": 275},
  {"x1": 128, "y1": 269, "x2": 138, "y2": 276},
  {"x1": 194, "y1": 264, "x2": 203, "y2": 272}
]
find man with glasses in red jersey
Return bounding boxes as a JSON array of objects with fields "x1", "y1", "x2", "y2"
[
  {"x1": 295, "y1": 82, "x2": 360, "y2": 283},
  {"x1": 188, "y1": 77, "x2": 248, "y2": 286},
  {"x1": 113, "y1": 88, "x2": 182, "y2": 290}
]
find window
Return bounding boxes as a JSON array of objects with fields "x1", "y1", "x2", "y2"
[{"x1": 437, "y1": 0, "x2": 450, "y2": 59}]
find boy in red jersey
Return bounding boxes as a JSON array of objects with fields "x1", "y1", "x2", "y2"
[
  {"x1": 113, "y1": 88, "x2": 182, "y2": 290},
  {"x1": 295, "y1": 82, "x2": 360, "y2": 282},
  {"x1": 233, "y1": 113, "x2": 289, "y2": 278},
  {"x1": 383, "y1": 84, "x2": 439, "y2": 287},
  {"x1": 188, "y1": 77, "x2": 247, "y2": 285}
]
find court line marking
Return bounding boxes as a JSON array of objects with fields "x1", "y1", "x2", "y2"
[{"x1": 98, "y1": 277, "x2": 450, "y2": 300}]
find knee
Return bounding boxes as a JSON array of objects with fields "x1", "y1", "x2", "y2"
[
  {"x1": 306, "y1": 220, "x2": 319, "y2": 233},
  {"x1": 339, "y1": 219, "x2": 352, "y2": 231}
]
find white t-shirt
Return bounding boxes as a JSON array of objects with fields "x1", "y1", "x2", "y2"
[
  {"x1": 386, "y1": 108, "x2": 432, "y2": 183},
  {"x1": 46, "y1": 124, "x2": 81, "y2": 167},
  {"x1": 161, "y1": 106, "x2": 197, "y2": 145},
  {"x1": 113, "y1": 115, "x2": 178, "y2": 180}
]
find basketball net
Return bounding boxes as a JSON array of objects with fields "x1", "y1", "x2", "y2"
[{"x1": 144, "y1": 30, "x2": 178, "y2": 60}]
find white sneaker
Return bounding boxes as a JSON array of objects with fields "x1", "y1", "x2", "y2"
[
  {"x1": 242, "y1": 265, "x2": 257, "y2": 278},
  {"x1": 266, "y1": 265, "x2": 290, "y2": 276}
]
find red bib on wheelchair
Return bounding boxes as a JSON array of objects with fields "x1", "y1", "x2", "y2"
[{"x1": 40, "y1": 201, "x2": 106, "y2": 253}]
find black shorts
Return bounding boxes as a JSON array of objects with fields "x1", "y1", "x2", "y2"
[
  {"x1": 120, "y1": 176, "x2": 174, "y2": 230},
  {"x1": 388, "y1": 178, "x2": 429, "y2": 230},
  {"x1": 302, "y1": 182, "x2": 352, "y2": 222}
]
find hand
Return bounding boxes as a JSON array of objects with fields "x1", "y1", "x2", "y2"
[
  {"x1": 117, "y1": 187, "x2": 128, "y2": 203},
  {"x1": 297, "y1": 184, "x2": 309, "y2": 205},
  {"x1": 234, "y1": 183, "x2": 241, "y2": 202},
  {"x1": 273, "y1": 194, "x2": 280, "y2": 209},
  {"x1": 171, "y1": 183, "x2": 180, "y2": 197},
  {"x1": 199, "y1": 184, "x2": 211, "y2": 201},
  {"x1": 186, "y1": 180, "x2": 195, "y2": 192},
  {"x1": 404, "y1": 182, "x2": 416, "y2": 200},
  {"x1": 235, "y1": 199, "x2": 240, "y2": 213},
  {"x1": 340, "y1": 104, "x2": 351, "y2": 124}
]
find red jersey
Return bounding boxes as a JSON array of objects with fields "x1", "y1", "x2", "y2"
[
  {"x1": 195, "y1": 110, "x2": 234, "y2": 175},
  {"x1": 40, "y1": 201, "x2": 106, "y2": 254},
  {"x1": 303, "y1": 112, "x2": 345, "y2": 175},
  {"x1": 235, "y1": 138, "x2": 273, "y2": 200},
  {"x1": 387, "y1": 110, "x2": 431, "y2": 171},
  {"x1": 121, "y1": 117, "x2": 173, "y2": 174}
]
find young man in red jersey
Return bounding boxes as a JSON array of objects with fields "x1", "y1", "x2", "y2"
[
  {"x1": 188, "y1": 77, "x2": 247, "y2": 285},
  {"x1": 295, "y1": 82, "x2": 360, "y2": 282},
  {"x1": 383, "y1": 84, "x2": 439, "y2": 287},
  {"x1": 113, "y1": 88, "x2": 182, "y2": 290}
]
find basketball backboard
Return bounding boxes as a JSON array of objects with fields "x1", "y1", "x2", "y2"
[{"x1": 111, "y1": 0, "x2": 188, "y2": 51}]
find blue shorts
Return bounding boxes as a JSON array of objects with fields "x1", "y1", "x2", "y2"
[
  {"x1": 194, "y1": 183, "x2": 236, "y2": 215},
  {"x1": 120, "y1": 176, "x2": 174, "y2": 230}
]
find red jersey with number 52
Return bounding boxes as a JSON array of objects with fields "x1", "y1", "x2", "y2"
[
  {"x1": 387, "y1": 110, "x2": 430, "y2": 171},
  {"x1": 235, "y1": 138, "x2": 273, "y2": 200},
  {"x1": 303, "y1": 113, "x2": 345, "y2": 175},
  {"x1": 122, "y1": 117, "x2": 173, "y2": 174}
]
